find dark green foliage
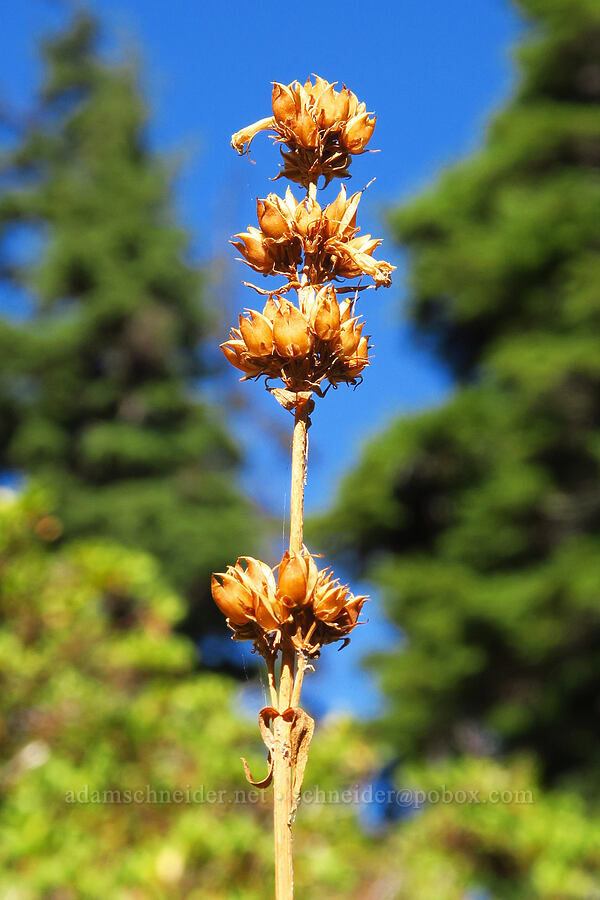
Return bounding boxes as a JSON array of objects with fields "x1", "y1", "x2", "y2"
[
  {"x1": 0, "y1": 15, "x2": 259, "y2": 631},
  {"x1": 320, "y1": 0, "x2": 600, "y2": 785}
]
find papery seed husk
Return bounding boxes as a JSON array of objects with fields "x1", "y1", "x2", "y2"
[
  {"x1": 211, "y1": 572, "x2": 253, "y2": 625},
  {"x1": 273, "y1": 304, "x2": 313, "y2": 358},
  {"x1": 239, "y1": 312, "x2": 273, "y2": 356},
  {"x1": 278, "y1": 550, "x2": 318, "y2": 606}
]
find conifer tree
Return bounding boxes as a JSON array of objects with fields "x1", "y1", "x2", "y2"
[
  {"x1": 321, "y1": 0, "x2": 600, "y2": 785},
  {"x1": 0, "y1": 14, "x2": 257, "y2": 630}
]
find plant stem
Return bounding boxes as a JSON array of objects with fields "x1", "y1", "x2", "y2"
[
  {"x1": 291, "y1": 654, "x2": 307, "y2": 709},
  {"x1": 289, "y1": 401, "x2": 309, "y2": 554},
  {"x1": 272, "y1": 400, "x2": 310, "y2": 900},
  {"x1": 272, "y1": 706, "x2": 294, "y2": 899},
  {"x1": 266, "y1": 653, "x2": 279, "y2": 709}
]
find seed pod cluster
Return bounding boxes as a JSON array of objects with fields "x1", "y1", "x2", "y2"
[
  {"x1": 221, "y1": 285, "x2": 370, "y2": 391},
  {"x1": 214, "y1": 75, "x2": 390, "y2": 667},
  {"x1": 231, "y1": 185, "x2": 393, "y2": 287},
  {"x1": 211, "y1": 549, "x2": 368, "y2": 656},
  {"x1": 231, "y1": 76, "x2": 376, "y2": 186}
]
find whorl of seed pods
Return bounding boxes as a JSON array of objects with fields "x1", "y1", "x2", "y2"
[
  {"x1": 231, "y1": 185, "x2": 393, "y2": 287},
  {"x1": 217, "y1": 74, "x2": 391, "y2": 646},
  {"x1": 211, "y1": 550, "x2": 368, "y2": 657},
  {"x1": 221, "y1": 286, "x2": 369, "y2": 392},
  {"x1": 232, "y1": 76, "x2": 377, "y2": 186}
]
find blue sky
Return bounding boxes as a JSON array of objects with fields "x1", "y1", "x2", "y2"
[{"x1": 1, "y1": 0, "x2": 522, "y2": 716}]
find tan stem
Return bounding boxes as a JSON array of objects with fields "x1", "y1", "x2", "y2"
[
  {"x1": 266, "y1": 654, "x2": 279, "y2": 709},
  {"x1": 272, "y1": 711, "x2": 294, "y2": 899},
  {"x1": 272, "y1": 399, "x2": 310, "y2": 899},
  {"x1": 291, "y1": 655, "x2": 307, "y2": 709},
  {"x1": 289, "y1": 403, "x2": 309, "y2": 554},
  {"x1": 273, "y1": 646, "x2": 295, "y2": 899},
  {"x1": 279, "y1": 647, "x2": 295, "y2": 711}
]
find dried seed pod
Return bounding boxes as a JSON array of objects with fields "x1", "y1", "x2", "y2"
[
  {"x1": 345, "y1": 333, "x2": 370, "y2": 379},
  {"x1": 300, "y1": 284, "x2": 340, "y2": 341},
  {"x1": 340, "y1": 110, "x2": 377, "y2": 154},
  {"x1": 211, "y1": 556, "x2": 285, "y2": 636},
  {"x1": 231, "y1": 76, "x2": 377, "y2": 186},
  {"x1": 231, "y1": 227, "x2": 275, "y2": 274},
  {"x1": 310, "y1": 285, "x2": 340, "y2": 341},
  {"x1": 273, "y1": 302, "x2": 313, "y2": 357},
  {"x1": 278, "y1": 548, "x2": 319, "y2": 607},
  {"x1": 220, "y1": 340, "x2": 265, "y2": 377},
  {"x1": 338, "y1": 317, "x2": 364, "y2": 358},
  {"x1": 314, "y1": 82, "x2": 351, "y2": 129},
  {"x1": 322, "y1": 185, "x2": 361, "y2": 240},
  {"x1": 239, "y1": 310, "x2": 274, "y2": 356},
  {"x1": 272, "y1": 82, "x2": 297, "y2": 126},
  {"x1": 311, "y1": 568, "x2": 368, "y2": 638},
  {"x1": 211, "y1": 570, "x2": 255, "y2": 625},
  {"x1": 256, "y1": 195, "x2": 294, "y2": 240},
  {"x1": 293, "y1": 197, "x2": 323, "y2": 238}
]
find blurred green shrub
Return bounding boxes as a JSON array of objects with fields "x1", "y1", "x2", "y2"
[
  {"x1": 384, "y1": 756, "x2": 600, "y2": 900},
  {"x1": 0, "y1": 488, "x2": 384, "y2": 898}
]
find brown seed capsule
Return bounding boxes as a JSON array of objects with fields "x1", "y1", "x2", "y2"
[
  {"x1": 312, "y1": 568, "x2": 368, "y2": 636},
  {"x1": 323, "y1": 186, "x2": 361, "y2": 241},
  {"x1": 211, "y1": 556, "x2": 284, "y2": 634},
  {"x1": 345, "y1": 334, "x2": 370, "y2": 379},
  {"x1": 293, "y1": 198, "x2": 322, "y2": 238},
  {"x1": 262, "y1": 295, "x2": 280, "y2": 321},
  {"x1": 315, "y1": 82, "x2": 351, "y2": 129},
  {"x1": 339, "y1": 594, "x2": 366, "y2": 629},
  {"x1": 338, "y1": 318, "x2": 363, "y2": 358},
  {"x1": 231, "y1": 227, "x2": 274, "y2": 274},
  {"x1": 243, "y1": 556, "x2": 285, "y2": 631},
  {"x1": 340, "y1": 111, "x2": 377, "y2": 154},
  {"x1": 256, "y1": 196, "x2": 293, "y2": 240},
  {"x1": 312, "y1": 571, "x2": 348, "y2": 622},
  {"x1": 294, "y1": 108, "x2": 319, "y2": 149},
  {"x1": 220, "y1": 340, "x2": 264, "y2": 377},
  {"x1": 211, "y1": 571, "x2": 254, "y2": 625},
  {"x1": 309, "y1": 285, "x2": 340, "y2": 341},
  {"x1": 273, "y1": 302, "x2": 313, "y2": 358},
  {"x1": 271, "y1": 82, "x2": 297, "y2": 125},
  {"x1": 239, "y1": 311, "x2": 274, "y2": 357},
  {"x1": 278, "y1": 549, "x2": 318, "y2": 607}
]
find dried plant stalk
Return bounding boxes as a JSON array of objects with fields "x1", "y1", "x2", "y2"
[
  {"x1": 289, "y1": 402, "x2": 309, "y2": 554},
  {"x1": 212, "y1": 76, "x2": 394, "y2": 899}
]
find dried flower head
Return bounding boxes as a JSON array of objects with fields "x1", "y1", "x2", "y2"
[
  {"x1": 231, "y1": 76, "x2": 377, "y2": 186},
  {"x1": 233, "y1": 185, "x2": 394, "y2": 289},
  {"x1": 212, "y1": 549, "x2": 368, "y2": 657},
  {"x1": 220, "y1": 287, "x2": 371, "y2": 393}
]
